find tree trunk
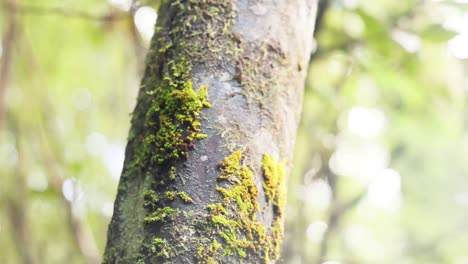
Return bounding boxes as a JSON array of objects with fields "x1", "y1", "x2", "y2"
[{"x1": 103, "y1": 0, "x2": 317, "y2": 263}]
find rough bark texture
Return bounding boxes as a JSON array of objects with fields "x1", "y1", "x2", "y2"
[{"x1": 103, "y1": 0, "x2": 317, "y2": 263}]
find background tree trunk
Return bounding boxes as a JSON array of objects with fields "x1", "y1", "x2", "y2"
[{"x1": 103, "y1": 0, "x2": 317, "y2": 263}]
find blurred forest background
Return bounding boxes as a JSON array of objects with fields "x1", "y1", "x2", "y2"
[{"x1": 1, "y1": 0, "x2": 468, "y2": 263}]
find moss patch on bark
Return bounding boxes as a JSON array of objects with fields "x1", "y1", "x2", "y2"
[{"x1": 196, "y1": 151, "x2": 286, "y2": 264}]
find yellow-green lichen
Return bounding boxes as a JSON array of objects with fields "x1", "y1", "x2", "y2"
[
  {"x1": 210, "y1": 215, "x2": 240, "y2": 227},
  {"x1": 197, "y1": 239, "x2": 222, "y2": 264},
  {"x1": 177, "y1": 191, "x2": 193, "y2": 204},
  {"x1": 165, "y1": 191, "x2": 176, "y2": 201},
  {"x1": 207, "y1": 203, "x2": 227, "y2": 215},
  {"x1": 261, "y1": 154, "x2": 286, "y2": 208},
  {"x1": 169, "y1": 166, "x2": 176, "y2": 180},
  {"x1": 218, "y1": 149, "x2": 242, "y2": 175},
  {"x1": 261, "y1": 154, "x2": 287, "y2": 260},
  {"x1": 199, "y1": 150, "x2": 284, "y2": 264}
]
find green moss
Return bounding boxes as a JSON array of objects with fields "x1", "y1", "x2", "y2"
[
  {"x1": 165, "y1": 191, "x2": 176, "y2": 201},
  {"x1": 177, "y1": 191, "x2": 194, "y2": 204},
  {"x1": 197, "y1": 239, "x2": 222, "y2": 264},
  {"x1": 169, "y1": 166, "x2": 176, "y2": 181},
  {"x1": 144, "y1": 77, "x2": 211, "y2": 165},
  {"x1": 150, "y1": 238, "x2": 171, "y2": 258},
  {"x1": 137, "y1": 1, "x2": 218, "y2": 260},
  {"x1": 144, "y1": 207, "x2": 175, "y2": 224},
  {"x1": 210, "y1": 215, "x2": 240, "y2": 227},
  {"x1": 207, "y1": 203, "x2": 227, "y2": 215},
  {"x1": 143, "y1": 189, "x2": 159, "y2": 205},
  {"x1": 195, "y1": 133, "x2": 208, "y2": 140}
]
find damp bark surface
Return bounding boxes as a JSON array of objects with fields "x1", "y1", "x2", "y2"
[{"x1": 103, "y1": 0, "x2": 317, "y2": 263}]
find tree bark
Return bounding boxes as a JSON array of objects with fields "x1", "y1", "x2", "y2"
[{"x1": 104, "y1": 0, "x2": 317, "y2": 263}]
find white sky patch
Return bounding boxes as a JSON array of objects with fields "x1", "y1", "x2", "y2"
[
  {"x1": 448, "y1": 34, "x2": 468, "y2": 59},
  {"x1": 102, "y1": 142, "x2": 126, "y2": 181},
  {"x1": 444, "y1": 10, "x2": 468, "y2": 59},
  {"x1": 454, "y1": 192, "x2": 468, "y2": 207},
  {"x1": 134, "y1": 6, "x2": 158, "y2": 42},
  {"x1": 343, "y1": 0, "x2": 360, "y2": 9},
  {"x1": 108, "y1": 0, "x2": 132, "y2": 11},
  {"x1": 366, "y1": 168, "x2": 402, "y2": 212},
  {"x1": 300, "y1": 179, "x2": 332, "y2": 211},
  {"x1": 347, "y1": 106, "x2": 386, "y2": 138},
  {"x1": 101, "y1": 201, "x2": 115, "y2": 217},
  {"x1": 330, "y1": 142, "x2": 390, "y2": 183},
  {"x1": 307, "y1": 221, "x2": 328, "y2": 242},
  {"x1": 86, "y1": 133, "x2": 125, "y2": 181},
  {"x1": 443, "y1": 11, "x2": 468, "y2": 34},
  {"x1": 391, "y1": 29, "x2": 421, "y2": 53},
  {"x1": 62, "y1": 178, "x2": 84, "y2": 203}
]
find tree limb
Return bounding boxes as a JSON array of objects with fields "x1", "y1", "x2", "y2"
[
  {"x1": 2, "y1": 1, "x2": 130, "y2": 22},
  {"x1": 0, "y1": 0, "x2": 19, "y2": 131}
]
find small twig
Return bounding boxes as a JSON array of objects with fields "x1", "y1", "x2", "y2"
[
  {"x1": 6, "y1": 114, "x2": 36, "y2": 264},
  {"x1": 313, "y1": 0, "x2": 330, "y2": 36},
  {"x1": 39, "y1": 135, "x2": 101, "y2": 264},
  {"x1": 316, "y1": 190, "x2": 367, "y2": 264},
  {"x1": 0, "y1": 0, "x2": 18, "y2": 131},
  {"x1": 3, "y1": 1, "x2": 130, "y2": 22},
  {"x1": 38, "y1": 111, "x2": 101, "y2": 264}
]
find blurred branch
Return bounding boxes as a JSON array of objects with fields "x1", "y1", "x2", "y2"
[
  {"x1": 2, "y1": 1, "x2": 130, "y2": 22},
  {"x1": 6, "y1": 115, "x2": 35, "y2": 264},
  {"x1": 47, "y1": 168, "x2": 101, "y2": 264},
  {"x1": 316, "y1": 147, "x2": 404, "y2": 263},
  {"x1": 32, "y1": 120, "x2": 101, "y2": 264},
  {"x1": 128, "y1": 10, "x2": 147, "y2": 76},
  {"x1": 6, "y1": 197, "x2": 35, "y2": 264},
  {"x1": 316, "y1": 190, "x2": 367, "y2": 264},
  {"x1": 314, "y1": 0, "x2": 331, "y2": 36},
  {"x1": 38, "y1": 98, "x2": 101, "y2": 264},
  {"x1": 310, "y1": 0, "x2": 331, "y2": 60},
  {"x1": 0, "y1": 0, "x2": 19, "y2": 131}
]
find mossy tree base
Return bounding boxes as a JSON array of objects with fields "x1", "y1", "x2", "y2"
[{"x1": 103, "y1": 0, "x2": 317, "y2": 263}]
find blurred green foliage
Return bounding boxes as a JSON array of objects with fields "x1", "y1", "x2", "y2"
[
  {"x1": 1, "y1": 0, "x2": 468, "y2": 263},
  {"x1": 285, "y1": 0, "x2": 468, "y2": 263}
]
